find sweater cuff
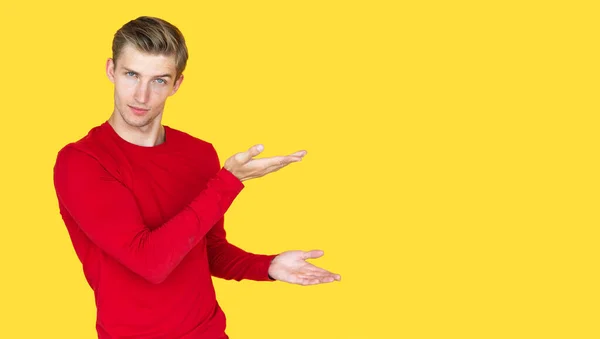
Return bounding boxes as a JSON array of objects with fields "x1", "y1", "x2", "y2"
[
  {"x1": 259, "y1": 254, "x2": 278, "y2": 282},
  {"x1": 217, "y1": 167, "x2": 245, "y2": 191}
]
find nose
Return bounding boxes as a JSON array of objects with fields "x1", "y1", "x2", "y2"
[{"x1": 134, "y1": 82, "x2": 150, "y2": 104}]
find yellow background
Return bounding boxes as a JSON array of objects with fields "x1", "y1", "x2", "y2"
[{"x1": 1, "y1": 1, "x2": 598, "y2": 338}]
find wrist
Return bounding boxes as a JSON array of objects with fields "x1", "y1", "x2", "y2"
[{"x1": 267, "y1": 256, "x2": 277, "y2": 281}]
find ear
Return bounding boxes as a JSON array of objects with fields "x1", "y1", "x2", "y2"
[
  {"x1": 106, "y1": 58, "x2": 116, "y2": 83},
  {"x1": 170, "y1": 73, "x2": 185, "y2": 96}
]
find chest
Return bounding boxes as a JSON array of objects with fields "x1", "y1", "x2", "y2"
[{"x1": 122, "y1": 152, "x2": 218, "y2": 229}]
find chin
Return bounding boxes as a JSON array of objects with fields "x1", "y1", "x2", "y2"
[{"x1": 120, "y1": 110, "x2": 155, "y2": 128}]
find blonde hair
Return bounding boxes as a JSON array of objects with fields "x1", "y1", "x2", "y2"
[{"x1": 112, "y1": 16, "x2": 188, "y2": 79}]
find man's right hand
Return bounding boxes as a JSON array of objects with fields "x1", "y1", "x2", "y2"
[{"x1": 223, "y1": 144, "x2": 307, "y2": 182}]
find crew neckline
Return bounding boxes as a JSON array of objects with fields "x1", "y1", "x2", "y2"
[{"x1": 100, "y1": 120, "x2": 174, "y2": 154}]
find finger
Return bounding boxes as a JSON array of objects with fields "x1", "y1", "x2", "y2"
[
  {"x1": 236, "y1": 144, "x2": 264, "y2": 164},
  {"x1": 261, "y1": 156, "x2": 303, "y2": 174},
  {"x1": 313, "y1": 273, "x2": 341, "y2": 282},
  {"x1": 305, "y1": 266, "x2": 336, "y2": 276},
  {"x1": 263, "y1": 161, "x2": 298, "y2": 174},
  {"x1": 302, "y1": 250, "x2": 324, "y2": 260},
  {"x1": 296, "y1": 274, "x2": 337, "y2": 285},
  {"x1": 302, "y1": 268, "x2": 342, "y2": 281},
  {"x1": 303, "y1": 271, "x2": 338, "y2": 280},
  {"x1": 257, "y1": 155, "x2": 302, "y2": 167},
  {"x1": 289, "y1": 150, "x2": 307, "y2": 158},
  {"x1": 295, "y1": 276, "x2": 323, "y2": 286}
]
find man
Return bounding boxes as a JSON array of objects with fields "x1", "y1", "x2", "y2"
[{"x1": 53, "y1": 16, "x2": 340, "y2": 339}]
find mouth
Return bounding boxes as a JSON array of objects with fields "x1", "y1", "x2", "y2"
[{"x1": 128, "y1": 105, "x2": 150, "y2": 115}]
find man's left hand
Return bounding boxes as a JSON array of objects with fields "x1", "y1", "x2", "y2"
[{"x1": 268, "y1": 250, "x2": 341, "y2": 286}]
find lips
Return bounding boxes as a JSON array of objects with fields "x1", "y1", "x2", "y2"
[{"x1": 129, "y1": 105, "x2": 150, "y2": 115}]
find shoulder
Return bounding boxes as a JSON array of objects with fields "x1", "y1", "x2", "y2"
[
  {"x1": 165, "y1": 126, "x2": 219, "y2": 156},
  {"x1": 53, "y1": 123, "x2": 116, "y2": 175},
  {"x1": 55, "y1": 125, "x2": 100, "y2": 161},
  {"x1": 53, "y1": 141, "x2": 104, "y2": 196}
]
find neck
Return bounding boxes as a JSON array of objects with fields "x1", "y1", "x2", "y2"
[{"x1": 108, "y1": 112, "x2": 165, "y2": 147}]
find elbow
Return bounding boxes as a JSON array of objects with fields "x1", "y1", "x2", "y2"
[
  {"x1": 146, "y1": 274, "x2": 168, "y2": 285},
  {"x1": 139, "y1": 267, "x2": 172, "y2": 285}
]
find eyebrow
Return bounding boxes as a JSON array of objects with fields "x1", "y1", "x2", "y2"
[{"x1": 123, "y1": 67, "x2": 173, "y2": 78}]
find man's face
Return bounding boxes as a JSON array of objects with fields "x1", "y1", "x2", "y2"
[{"x1": 106, "y1": 44, "x2": 183, "y2": 128}]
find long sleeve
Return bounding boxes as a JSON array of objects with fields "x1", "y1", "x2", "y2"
[
  {"x1": 206, "y1": 217, "x2": 277, "y2": 281},
  {"x1": 53, "y1": 145, "x2": 244, "y2": 284}
]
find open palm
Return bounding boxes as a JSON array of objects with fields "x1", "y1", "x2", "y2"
[{"x1": 268, "y1": 250, "x2": 341, "y2": 286}]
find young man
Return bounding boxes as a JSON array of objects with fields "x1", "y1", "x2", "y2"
[{"x1": 53, "y1": 16, "x2": 340, "y2": 339}]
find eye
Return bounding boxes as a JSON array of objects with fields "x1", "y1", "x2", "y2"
[
  {"x1": 155, "y1": 78, "x2": 167, "y2": 84},
  {"x1": 126, "y1": 71, "x2": 136, "y2": 77}
]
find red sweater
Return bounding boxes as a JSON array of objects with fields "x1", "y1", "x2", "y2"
[{"x1": 53, "y1": 121, "x2": 276, "y2": 338}]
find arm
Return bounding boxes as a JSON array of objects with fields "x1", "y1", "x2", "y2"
[
  {"x1": 205, "y1": 147, "x2": 276, "y2": 281},
  {"x1": 206, "y1": 220, "x2": 343, "y2": 285},
  {"x1": 206, "y1": 217, "x2": 277, "y2": 281},
  {"x1": 53, "y1": 145, "x2": 244, "y2": 284}
]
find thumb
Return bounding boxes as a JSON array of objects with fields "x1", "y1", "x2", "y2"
[
  {"x1": 236, "y1": 144, "x2": 264, "y2": 163},
  {"x1": 302, "y1": 250, "x2": 324, "y2": 260}
]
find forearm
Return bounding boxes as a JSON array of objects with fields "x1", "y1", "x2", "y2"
[
  {"x1": 208, "y1": 243, "x2": 276, "y2": 281},
  {"x1": 206, "y1": 220, "x2": 276, "y2": 281}
]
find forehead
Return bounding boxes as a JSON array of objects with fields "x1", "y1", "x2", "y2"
[{"x1": 116, "y1": 44, "x2": 177, "y2": 76}]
